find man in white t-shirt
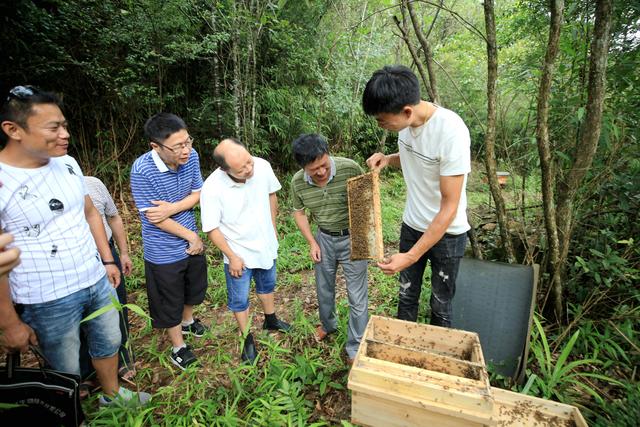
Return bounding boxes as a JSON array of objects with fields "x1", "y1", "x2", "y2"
[
  {"x1": 201, "y1": 138, "x2": 290, "y2": 364},
  {"x1": 362, "y1": 66, "x2": 470, "y2": 327},
  {"x1": 0, "y1": 85, "x2": 149, "y2": 406}
]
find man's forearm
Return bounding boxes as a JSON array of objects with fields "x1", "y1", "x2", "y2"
[
  {"x1": 207, "y1": 228, "x2": 238, "y2": 261},
  {"x1": 0, "y1": 275, "x2": 20, "y2": 330},
  {"x1": 405, "y1": 205, "x2": 458, "y2": 262},
  {"x1": 385, "y1": 153, "x2": 401, "y2": 168},
  {"x1": 107, "y1": 215, "x2": 129, "y2": 256},
  {"x1": 269, "y1": 193, "x2": 278, "y2": 234},
  {"x1": 173, "y1": 191, "x2": 201, "y2": 214},
  {"x1": 293, "y1": 210, "x2": 317, "y2": 245},
  {"x1": 85, "y1": 199, "x2": 115, "y2": 261},
  {"x1": 154, "y1": 217, "x2": 198, "y2": 242}
]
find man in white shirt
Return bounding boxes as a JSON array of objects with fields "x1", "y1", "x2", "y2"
[
  {"x1": 0, "y1": 85, "x2": 149, "y2": 406},
  {"x1": 200, "y1": 138, "x2": 290, "y2": 363},
  {"x1": 362, "y1": 66, "x2": 470, "y2": 327}
]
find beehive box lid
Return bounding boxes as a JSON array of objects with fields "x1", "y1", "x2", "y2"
[
  {"x1": 347, "y1": 171, "x2": 384, "y2": 260},
  {"x1": 491, "y1": 387, "x2": 587, "y2": 426}
]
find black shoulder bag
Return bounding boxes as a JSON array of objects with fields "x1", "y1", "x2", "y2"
[{"x1": 0, "y1": 346, "x2": 85, "y2": 426}]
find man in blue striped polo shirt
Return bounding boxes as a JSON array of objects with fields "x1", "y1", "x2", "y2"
[{"x1": 130, "y1": 113, "x2": 208, "y2": 371}]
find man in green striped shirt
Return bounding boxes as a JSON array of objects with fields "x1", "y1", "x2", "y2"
[{"x1": 290, "y1": 134, "x2": 368, "y2": 364}]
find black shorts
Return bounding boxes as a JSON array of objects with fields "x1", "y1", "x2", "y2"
[{"x1": 144, "y1": 254, "x2": 208, "y2": 328}]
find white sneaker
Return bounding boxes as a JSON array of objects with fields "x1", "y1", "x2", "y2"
[{"x1": 99, "y1": 386, "x2": 152, "y2": 407}]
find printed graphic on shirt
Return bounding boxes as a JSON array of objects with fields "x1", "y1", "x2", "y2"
[
  {"x1": 18, "y1": 185, "x2": 39, "y2": 200},
  {"x1": 48, "y1": 198, "x2": 65, "y2": 215},
  {"x1": 398, "y1": 137, "x2": 440, "y2": 165},
  {"x1": 22, "y1": 224, "x2": 41, "y2": 238}
]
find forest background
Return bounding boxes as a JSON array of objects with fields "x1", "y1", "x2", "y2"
[{"x1": 0, "y1": 0, "x2": 638, "y2": 426}]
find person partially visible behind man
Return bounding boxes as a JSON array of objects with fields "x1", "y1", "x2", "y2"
[
  {"x1": 290, "y1": 134, "x2": 368, "y2": 364},
  {"x1": 130, "y1": 113, "x2": 208, "y2": 371},
  {"x1": 201, "y1": 138, "x2": 291, "y2": 364},
  {"x1": 362, "y1": 65, "x2": 470, "y2": 327},
  {"x1": 80, "y1": 175, "x2": 135, "y2": 382},
  {"x1": 0, "y1": 85, "x2": 150, "y2": 406}
]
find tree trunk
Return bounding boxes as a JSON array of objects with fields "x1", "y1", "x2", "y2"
[
  {"x1": 554, "y1": 0, "x2": 613, "y2": 317},
  {"x1": 535, "y1": 0, "x2": 564, "y2": 320},
  {"x1": 483, "y1": 0, "x2": 516, "y2": 263},
  {"x1": 405, "y1": 0, "x2": 439, "y2": 104},
  {"x1": 393, "y1": 11, "x2": 432, "y2": 102}
]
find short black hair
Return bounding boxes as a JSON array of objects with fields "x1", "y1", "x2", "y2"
[
  {"x1": 143, "y1": 112, "x2": 187, "y2": 143},
  {"x1": 213, "y1": 137, "x2": 245, "y2": 170},
  {"x1": 362, "y1": 65, "x2": 420, "y2": 116},
  {"x1": 0, "y1": 85, "x2": 62, "y2": 143},
  {"x1": 291, "y1": 134, "x2": 329, "y2": 168}
]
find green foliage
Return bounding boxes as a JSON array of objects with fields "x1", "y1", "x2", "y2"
[
  {"x1": 524, "y1": 316, "x2": 623, "y2": 406},
  {"x1": 591, "y1": 383, "x2": 640, "y2": 427}
]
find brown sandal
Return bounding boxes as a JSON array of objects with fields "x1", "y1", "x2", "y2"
[
  {"x1": 118, "y1": 365, "x2": 136, "y2": 384},
  {"x1": 79, "y1": 379, "x2": 97, "y2": 400}
]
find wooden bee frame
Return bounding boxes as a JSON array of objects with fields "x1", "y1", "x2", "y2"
[{"x1": 347, "y1": 171, "x2": 384, "y2": 261}]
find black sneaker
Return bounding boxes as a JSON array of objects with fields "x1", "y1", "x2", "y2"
[
  {"x1": 181, "y1": 318, "x2": 206, "y2": 337},
  {"x1": 170, "y1": 345, "x2": 198, "y2": 370},
  {"x1": 262, "y1": 318, "x2": 292, "y2": 333}
]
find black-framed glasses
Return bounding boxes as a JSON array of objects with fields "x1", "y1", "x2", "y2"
[
  {"x1": 6, "y1": 85, "x2": 37, "y2": 102},
  {"x1": 155, "y1": 136, "x2": 194, "y2": 154}
]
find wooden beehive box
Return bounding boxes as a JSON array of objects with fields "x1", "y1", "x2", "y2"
[
  {"x1": 347, "y1": 171, "x2": 384, "y2": 261},
  {"x1": 491, "y1": 387, "x2": 587, "y2": 427},
  {"x1": 348, "y1": 316, "x2": 495, "y2": 427}
]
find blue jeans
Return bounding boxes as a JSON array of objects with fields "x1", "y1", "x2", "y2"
[
  {"x1": 397, "y1": 223, "x2": 467, "y2": 327},
  {"x1": 224, "y1": 260, "x2": 276, "y2": 312},
  {"x1": 20, "y1": 275, "x2": 121, "y2": 375}
]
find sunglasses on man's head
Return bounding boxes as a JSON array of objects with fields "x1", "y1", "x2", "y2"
[{"x1": 6, "y1": 85, "x2": 37, "y2": 102}]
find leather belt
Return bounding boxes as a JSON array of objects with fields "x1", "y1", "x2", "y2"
[{"x1": 319, "y1": 228, "x2": 350, "y2": 237}]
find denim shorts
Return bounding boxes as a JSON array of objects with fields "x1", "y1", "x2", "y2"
[
  {"x1": 224, "y1": 260, "x2": 276, "y2": 312},
  {"x1": 20, "y1": 275, "x2": 121, "y2": 375}
]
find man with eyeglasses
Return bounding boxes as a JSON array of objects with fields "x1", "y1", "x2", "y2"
[
  {"x1": 200, "y1": 138, "x2": 291, "y2": 364},
  {"x1": 0, "y1": 85, "x2": 150, "y2": 406},
  {"x1": 130, "y1": 112, "x2": 208, "y2": 371}
]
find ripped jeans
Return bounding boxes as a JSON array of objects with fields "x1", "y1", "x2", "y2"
[{"x1": 397, "y1": 223, "x2": 467, "y2": 327}]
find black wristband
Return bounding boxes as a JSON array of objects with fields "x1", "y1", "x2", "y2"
[{"x1": 102, "y1": 260, "x2": 117, "y2": 265}]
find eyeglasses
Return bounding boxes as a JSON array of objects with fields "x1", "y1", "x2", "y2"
[
  {"x1": 155, "y1": 136, "x2": 194, "y2": 154},
  {"x1": 7, "y1": 85, "x2": 36, "y2": 102}
]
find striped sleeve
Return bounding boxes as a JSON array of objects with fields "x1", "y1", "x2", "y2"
[
  {"x1": 290, "y1": 171, "x2": 305, "y2": 211},
  {"x1": 130, "y1": 167, "x2": 158, "y2": 212}
]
